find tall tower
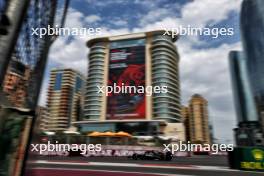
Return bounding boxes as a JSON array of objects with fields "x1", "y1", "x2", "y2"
[
  {"x1": 45, "y1": 69, "x2": 84, "y2": 132},
  {"x1": 241, "y1": 0, "x2": 264, "y2": 133},
  {"x1": 188, "y1": 94, "x2": 211, "y2": 144},
  {"x1": 229, "y1": 51, "x2": 258, "y2": 123},
  {"x1": 84, "y1": 30, "x2": 182, "y2": 123}
]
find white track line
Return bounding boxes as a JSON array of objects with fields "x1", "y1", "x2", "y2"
[
  {"x1": 30, "y1": 167, "x2": 195, "y2": 176},
  {"x1": 29, "y1": 160, "x2": 235, "y2": 172}
]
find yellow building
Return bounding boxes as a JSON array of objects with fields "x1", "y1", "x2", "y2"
[{"x1": 183, "y1": 94, "x2": 211, "y2": 144}]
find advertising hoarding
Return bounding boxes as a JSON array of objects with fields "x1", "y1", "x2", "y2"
[
  {"x1": 107, "y1": 38, "x2": 146, "y2": 119},
  {"x1": 229, "y1": 147, "x2": 264, "y2": 172}
]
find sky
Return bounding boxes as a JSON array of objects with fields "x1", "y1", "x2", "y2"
[{"x1": 39, "y1": 0, "x2": 243, "y2": 144}]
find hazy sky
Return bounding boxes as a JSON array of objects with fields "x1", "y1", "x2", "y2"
[{"x1": 39, "y1": 0, "x2": 243, "y2": 144}]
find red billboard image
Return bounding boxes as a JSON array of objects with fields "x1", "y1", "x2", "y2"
[{"x1": 107, "y1": 39, "x2": 146, "y2": 119}]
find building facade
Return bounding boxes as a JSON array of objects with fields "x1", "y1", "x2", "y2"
[
  {"x1": 44, "y1": 69, "x2": 84, "y2": 132},
  {"x1": 79, "y1": 31, "x2": 184, "y2": 138},
  {"x1": 34, "y1": 106, "x2": 48, "y2": 133},
  {"x1": 185, "y1": 94, "x2": 211, "y2": 144},
  {"x1": 241, "y1": 0, "x2": 264, "y2": 133},
  {"x1": 229, "y1": 51, "x2": 258, "y2": 123},
  {"x1": 2, "y1": 59, "x2": 31, "y2": 107},
  {"x1": 84, "y1": 31, "x2": 181, "y2": 121}
]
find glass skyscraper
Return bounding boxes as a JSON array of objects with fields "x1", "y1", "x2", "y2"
[
  {"x1": 241, "y1": 0, "x2": 264, "y2": 132},
  {"x1": 229, "y1": 51, "x2": 258, "y2": 123}
]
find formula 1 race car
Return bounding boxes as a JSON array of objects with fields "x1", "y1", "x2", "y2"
[{"x1": 131, "y1": 151, "x2": 173, "y2": 161}]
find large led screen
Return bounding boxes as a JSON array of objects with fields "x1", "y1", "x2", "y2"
[{"x1": 107, "y1": 38, "x2": 146, "y2": 119}]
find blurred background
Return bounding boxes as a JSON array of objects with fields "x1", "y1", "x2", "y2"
[{"x1": 0, "y1": 0, "x2": 263, "y2": 176}]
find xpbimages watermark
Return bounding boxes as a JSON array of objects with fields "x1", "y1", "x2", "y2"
[
  {"x1": 31, "y1": 25, "x2": 101, "y2": 38},
  {"x1": 163, "y1": 141, "x2": 234, "y2": 154},
  {"x1": 163, "y1": 25, "x2": 234, "y2": 39},
  {"x1": 97, "y1": 83, "x2": 168, "y2": 96},
  {"x1": 31, "y1": 141, "x2": 101, "y2": 155}
]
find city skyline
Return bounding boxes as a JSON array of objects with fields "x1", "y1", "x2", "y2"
[
  {"x1": 1, "y1": 0, "x2": 263, "y2": 175},
  {"x1": 39, "y1": 0, "x2": 243, "y2": 144},
  {"x1": 0, "y1": 0, "x2": 264, "y2": 176}
]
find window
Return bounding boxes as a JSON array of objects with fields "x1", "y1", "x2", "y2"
[{"x1": 54, "y1": 73, "x2": 62, "y2": 90}]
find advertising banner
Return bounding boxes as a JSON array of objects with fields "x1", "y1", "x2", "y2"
[
  {"x1": 107, "y1": 39, "x2": 146, "y2": 119},
  {"x1": 229, "y1": 147, "x2": 264, "y2": 172}
]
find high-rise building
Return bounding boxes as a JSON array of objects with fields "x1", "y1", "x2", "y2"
[
  {"x1": 186, "y1": 94, "x2": 211, "y2": 144},
  {"x1": 229, "y1": 51, "x2": 258, "y2": 123},
  {"x1": 241, "y1": 0, "x2": 264, "y2": 133},
  {"x1": 75, "y1": 31, "x2": 184, "y2": 138},
  {"x1": 45, "y1": 69, "x2": 84, "y2": 132},
  {"x1": 34, "y1": 106, "x2": 48, "y2": 133}
]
